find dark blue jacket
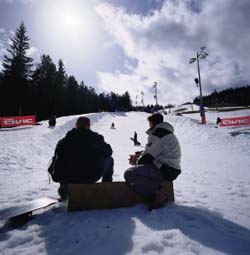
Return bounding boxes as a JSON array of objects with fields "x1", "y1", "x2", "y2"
[{"x1": 53, "y1": 127, "x2": 112, "y2": 183}]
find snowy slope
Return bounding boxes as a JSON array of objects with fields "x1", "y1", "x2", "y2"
[{"x1": 0, "y1": 110, "x2": 250, "y2": 255}]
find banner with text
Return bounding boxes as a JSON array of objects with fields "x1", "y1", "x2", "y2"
[
  {"x1": 220, "y1": 116, "x2": 250, "y2": 127},
  {"x1": 0, "y1": 115, "x2": 36, "y2": 128}
]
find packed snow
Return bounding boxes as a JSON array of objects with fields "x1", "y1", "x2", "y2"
[{"x1": 0, "y1": 109, "x2": 250, "y2": 255}]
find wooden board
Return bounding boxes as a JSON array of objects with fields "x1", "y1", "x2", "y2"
[
  {"x1": 68, "y1": 181, "x2": 175, "y2": 211},
  {"x1": 149, "y1": 181, "x2": 175, "y2": 210},
  {"x1": 0, "y1": 197, "x2": 58, "y2": 222},
  {"x1": 68, "y1": 182, "x2": 141, "y2": 211}
]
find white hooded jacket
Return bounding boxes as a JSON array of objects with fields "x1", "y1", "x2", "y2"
[{"x1": 137, "y1": 121, "x2": 181, "y2": 180}]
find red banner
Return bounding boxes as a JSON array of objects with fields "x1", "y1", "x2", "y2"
[
  {"x1": 220, "y1": 116, "x2": 250, "y2": 127},
  {"x1": 0, "y1": 115, "x2": 36, "y2": 128}
]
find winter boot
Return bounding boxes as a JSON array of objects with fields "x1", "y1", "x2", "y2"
[{"x1": 58, "y1": 183, "x2": 68, "y2": 201}]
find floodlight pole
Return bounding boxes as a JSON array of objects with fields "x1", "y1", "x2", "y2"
[
  {"x1": 196, "y1": 52, "x2": 206, "y2": 124},
  {"x1": 141, "y1": 91, "x2": 144, "y2": 107},
  {"x1": 190, "y1": 48, "x2": 207, "y2": 125},
  {"x1": 154, "y1": 82, "x2": 158, "y2": 106},
  {"x1": 135, "y1": 95, "x2": 138, "y2": 109}
]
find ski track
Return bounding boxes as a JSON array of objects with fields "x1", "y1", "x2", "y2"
[{"x1": 0, "y1": 110, "x2": 250, "y2": 255}]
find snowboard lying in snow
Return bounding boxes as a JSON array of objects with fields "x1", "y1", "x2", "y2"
[
  {"x1": 0, "y1": 182, "x2": 174, "y2": 224},
  {"x1": 0, "y1": 197, "x2": 59, "y2": 223}
]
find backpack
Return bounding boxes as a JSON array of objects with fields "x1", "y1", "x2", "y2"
[
  {"x1": 48, "y1": 140, "x2": 64, "y2": 183},
  {"x1": 48, "y1": 153, "x2": 60, "y2": 182}
]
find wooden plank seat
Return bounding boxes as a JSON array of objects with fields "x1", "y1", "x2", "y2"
[{"x1": 68, "y1": 181, "x2": 174, "y2": 211}]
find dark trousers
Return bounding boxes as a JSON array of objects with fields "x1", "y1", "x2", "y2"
[
  {"x1": 58, "y1": 157, "x2": 114, "y2": 199},
  {"x1": 124, "y1": 163, "x2": 165, "y2": 199},
  {"x1": 100, "y1": 156, "x2": 114, "y2": 182}
]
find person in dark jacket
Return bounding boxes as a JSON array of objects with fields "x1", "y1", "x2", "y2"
[
  {"x1": 124, "y1": 113, "x2": 181, "y2": 208},
  {"x1": 48, "y1": 115, "x2": 56, "y2": 127},
  {"x1": 53, "y1": 116, "x2": 114, "y2": 200}
]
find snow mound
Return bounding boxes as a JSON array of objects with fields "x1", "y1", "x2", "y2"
[{"x1": 0, "y1": 110, "x2": 250, "y2": 255}]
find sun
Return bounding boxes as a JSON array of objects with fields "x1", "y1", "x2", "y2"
[
  {"x1": 43, "y1": 2, "x2": 95, "y2": 40},
  {"x1": 64, "y1": 13, "x2": 78, "y2": 27},
  {"x1": 55, "y1": 7, "x2": 85, "y2": 35},
  {"x1": 56, "y1": 7, "x2": 84, "y2": 32},
  {"x1": 39, "y1": 1, "x2": 99, "y2": 57}
]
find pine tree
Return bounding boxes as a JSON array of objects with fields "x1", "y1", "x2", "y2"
[
  {"x1": 122, "y1": 91, "x2": 132, "y2": 110},
  {"x1": 55, "y1": 59, "x2": 67, "y2": 116},
  {"x1": 2, "y1": 22, "x2": 33, "y2": 115},
  {"x1": 57, "y1": 59, "x2": 66, "y2": 87},
  {"x1": 3, "y1": 22, "x2": 33, "y2": 79},
  {"x1": 32, "y1": 55, "x2": 57, "y2": 120},
  {"x1": 65, "y1": 75, "x2": 79, "y2": 115}
]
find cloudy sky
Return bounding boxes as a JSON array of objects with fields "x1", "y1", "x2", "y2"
[{"x1": 0, "y1": 0, "x2": 250, "y2": 105}]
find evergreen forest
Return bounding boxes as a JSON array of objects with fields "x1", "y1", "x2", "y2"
[{"x1": 0, "y1": 22, "x2": 132, "y2": 121}]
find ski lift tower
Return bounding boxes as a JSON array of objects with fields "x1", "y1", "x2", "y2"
[{"x1": 189, "y1": 46, "x2": 208, "y2": 124}]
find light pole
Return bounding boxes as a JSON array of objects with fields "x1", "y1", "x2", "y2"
[
  {"x1": 135, "y1": 95, "x2": 138, "y2": 109},
  {"x1": 189, "y1": 46, "x2": 208, "y2": 124},
  {"x1": 141, "y1": 91, "x2": 144, "y2": 107},
  {"x1": 153, "y1": 82, "x2": 158, "y2": 109}
]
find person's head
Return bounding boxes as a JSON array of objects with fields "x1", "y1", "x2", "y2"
[
  {"x1": 76, "y1": 116, "x2": 90, "y2": 129},
  {"x1": 147, "y1": 113, "x2": 163, "y2": 128}
]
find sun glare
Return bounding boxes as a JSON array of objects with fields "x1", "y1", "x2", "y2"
[
  {"x1": 42, "y1": 2, "x2": 97, "y2": 48},
  {"x1": 55, "y1": 7, "x2": 85, "y2": 35},
  {"x1": 64, "y1": 13, "x2": 78, "y2": 27},
  {"x1": 36, "y1": 1, "x2": 101, "y2": 60}
]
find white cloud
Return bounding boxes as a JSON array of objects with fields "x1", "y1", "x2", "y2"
[
  {"x1": 0, "y1": 27, "x2": 7, "y2": 63},
  {"x1": 102, "y1": 40, "x2": 118, "y2": 49},
  {"x1": 0, "y1": 36, "x2": 7, "y2": 71},
  {"x1": 0, "y1": 47, "x2": 7, "y2": 56},
  {"x1": 26, "y1": 46, "x2": 38, "y2": 57},
  {"x1": 95, "y1": 0, "x2": 250, "y2": 105},
  {"x1": 7, "y1": 38, "x2": 12, "y2": 45}
]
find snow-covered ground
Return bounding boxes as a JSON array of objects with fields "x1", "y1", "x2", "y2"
[{"x1": 0, "y1": 110, "x2": 250, "y2": 255}]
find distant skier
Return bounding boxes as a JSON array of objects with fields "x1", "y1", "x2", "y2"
[
  {"x1": 216, "y1": 117, "x2": 221, "y2": 126},
  {"x1": 111, "y1": 122, "x2": 115, "y2": 129},
  {"x1": 124, "y1": 113, "x2": 181, "y2": 209}
]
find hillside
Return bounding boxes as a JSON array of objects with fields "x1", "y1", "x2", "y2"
[{"x1": 0, "y1": 110, "x2": 250, "y2": 254}]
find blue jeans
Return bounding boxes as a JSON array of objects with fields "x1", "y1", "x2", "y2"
[
  {"x1": 100, "y1": 157, "x2": 114, "y2": 182},
  {"x1": 58, "y1": 157, "x2": 114, "y2": 200}
]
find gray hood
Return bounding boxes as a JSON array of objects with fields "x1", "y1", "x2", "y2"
[{"x1": 146, "y1": 122, "x2": 174, "y2": 135}]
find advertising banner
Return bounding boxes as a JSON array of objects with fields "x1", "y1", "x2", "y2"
[
  {"x1": 0, "y1": 115, "x2": 36, "y2": 128},
  {"x1": 220, "y1": 116, "x2": 250, "y2": 127}
]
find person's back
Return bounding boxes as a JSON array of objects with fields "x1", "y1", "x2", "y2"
[
  {"x1": 124, "y1": 113, "x2": 181, "y2": 209},
  {"x1": 139, "y1": 121, "x2": 181, "y2": 179},
  {"x1": 57, "y1": 126, "x2": 112, "y2": 183},
  {"x1": 50, "y1": 116, "x2": 114, "y2": 200}
]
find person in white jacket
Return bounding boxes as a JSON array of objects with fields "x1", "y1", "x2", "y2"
[{"x1": 124, "y1": 113, "x2": 181, "y2": 208}]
